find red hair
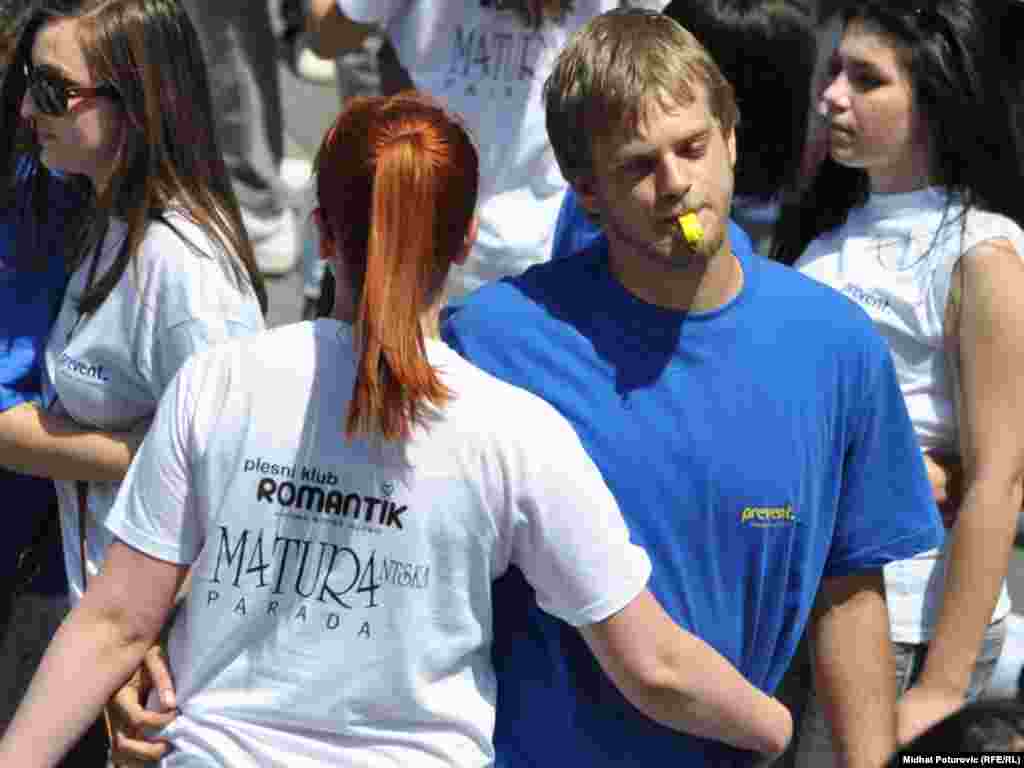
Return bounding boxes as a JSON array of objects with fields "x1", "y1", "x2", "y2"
[{"x1": 315, "y1": 91, "x2": 479, "y2": 441}]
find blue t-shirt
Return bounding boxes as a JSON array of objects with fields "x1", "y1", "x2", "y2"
[
  {"x1": 0, "y1": 161, "x2": 79, "y2": 596},
  {"x1": 443, "y1": 231, "x2": 944, "y2": 766}
]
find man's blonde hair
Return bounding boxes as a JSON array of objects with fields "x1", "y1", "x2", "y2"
[{"x1": 544, "y1": 8, "x2": 739, "y2": 184}]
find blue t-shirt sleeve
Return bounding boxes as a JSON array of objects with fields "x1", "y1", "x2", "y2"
[
  {"x1": 0, "y1": 263, "x2": 65, "y2": 412},
  {"x1": 824, "y1": 339, "x2": 945, "y2": 577},
  {"x1": 0, "y1": 169, "x2": 74, "y2": 413}
]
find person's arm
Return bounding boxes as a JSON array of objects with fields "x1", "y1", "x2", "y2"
[
  {"x1": 0, "y1": 540, "x2": 186, "y2": 768},
  {"x1": 809, "y1": 569, "x2": 895, "y2": 768},
  {"x1": 105, "y1": 570, "x2": 192, "y2": 764},
  {"x1": 0, "y1": 401, "x2": 145, "y2": 481},
  {"x1": 580, "y1": 589, "x2": 792, "y2": 756},
  {"x1": 899, "y1": 239, "x2": 1024, "y2": 743},
  {"x1": 307, "y1": 0, "x2": 376, "y2": 58}
]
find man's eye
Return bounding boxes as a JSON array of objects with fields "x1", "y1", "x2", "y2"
[
  {"x1": 681, "y1": 143, "x2": 707, "y2": 159},
  {"x1": 622, "y1": 158, "x2": 653, "y2": 176}
]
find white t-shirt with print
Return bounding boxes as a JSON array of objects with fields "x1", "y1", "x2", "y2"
[
  {"x1": 336, "y1": 0, "x2": 657, "y2": 298},
  {"x1": 104, "y1": 319, "x2": 651, "y2": 767},
  {"x1": 795, "y1": 188, "x2": 1020, "y2": 642},
  {"x1": 45, "y1": 211, "x2": 265, "y2": 601}
]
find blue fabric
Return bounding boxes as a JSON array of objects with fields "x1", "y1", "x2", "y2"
[
  {"x1": 443, "y1": 233, "x2": 944, "y2": 766},
  {"x1": 0, "y1": 160, "x2": 80, "y2": 595},
  {"x1": 550, "y1": 188, "x2": 601, "y2": 259}
]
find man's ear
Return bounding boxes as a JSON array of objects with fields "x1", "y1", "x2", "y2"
[
  {"x1": 454, "y1": 215, "x2": 479, "y2": 266},
  {"x1": 313, "y1": 208, "x2": 340, "y2": 265},
  {"x1": 573, "y1": 173, "x2": 602, "y2": 220}
]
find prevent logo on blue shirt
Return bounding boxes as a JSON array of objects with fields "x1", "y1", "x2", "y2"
[{"x1": 740, "y1": 504, "x2": 796, "y2": 527}]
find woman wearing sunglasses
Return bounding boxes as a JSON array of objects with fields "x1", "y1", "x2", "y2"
[
  {"x1": 0, "y1": 8, "x2": 142, "y2": 764},
  {"x1": 0, "y1": 0, "x2": 265, "y2": 758}
]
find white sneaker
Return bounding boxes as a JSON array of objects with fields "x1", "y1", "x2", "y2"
[
  {"x1": 295, "y1": 34, "x2": 337, "y2": 85},
  {"x1": 243, "y1": 207, "x2": 298, "y2": 276},
  {"x1": 279, "y1": 156, "x2": 313, "y2": 208}
]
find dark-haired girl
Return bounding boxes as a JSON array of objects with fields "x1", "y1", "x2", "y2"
[{"x1": 772, "y1": 0, "x2": 1024, "y2": 760}]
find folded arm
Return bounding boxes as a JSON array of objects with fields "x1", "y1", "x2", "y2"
[
  {"x1": 0, "y1": 401, "x2": 144, "y2": 481},
  {"x1": 580, "y1": 588, "x2": 793, "y2": 756}
]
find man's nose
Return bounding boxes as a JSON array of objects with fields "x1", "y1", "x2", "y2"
[{"x1": 657, "y1": 155, "x2": 691, "y2": 201}]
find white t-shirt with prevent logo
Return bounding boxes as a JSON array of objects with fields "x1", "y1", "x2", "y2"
[
  {"x1": 44, "y1": 211, "x2": 265, "y2": 601},
  {"x1": 336, "y1": 0, "x2": 659, "y2": 298},
  {"x1": 104, "y1": 319, "x2": 651, "y2": 767}
]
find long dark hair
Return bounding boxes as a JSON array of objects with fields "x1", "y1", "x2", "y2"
[
  {"x1": 1, "y1": 0, "x2": 267, "y2": 312},
  {"x1": 772, "y1": 0, "x2": 1024, "y2": 265},
  {"x1": 315, "y1": 92, "x2": 479, "y2": 441},
  {"x1": 662, "y1": 0, "x2": 818, "y2": 201},
  {"x1": 1, "y1": 4, "x2": 91, "y2": 272}
]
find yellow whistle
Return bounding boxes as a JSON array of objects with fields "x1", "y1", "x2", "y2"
[{"x1": 678, "y1": 212, "x2": 703, "y2": 247}]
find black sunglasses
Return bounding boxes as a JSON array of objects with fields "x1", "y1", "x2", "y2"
[{"x1": 23, "y1": 61, "x2": 118, "y2": 117}]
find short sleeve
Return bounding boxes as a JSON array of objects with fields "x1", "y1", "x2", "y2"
[
  {"x1": 105, "y1": 351, "x2": 206, "y2": 565},
  {"x1": 137, "y1": 217, "x2": 263, "y2": 396},
  {"x1": 824, "y1": 341, "x2": 944, "y2": 577},
  {"x1": 150, "y1": 317, "x2": 253, "y2": 395},
  {"x1": 932, "y1": 211, "x2": 1024, "y2": 318},
  {"x1": 501, "y1": 399, "x2": 652, "y2": 627},
  {"x1": 0, "y1": 208, "x2": 66, "y2": 413},
  {"x1": 962, "y1": 212, "x2": 1024, "y2": 261}
]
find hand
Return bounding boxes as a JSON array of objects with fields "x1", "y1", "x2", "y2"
[
  {"x1": 923, "y1": 451, "x2": 962, "y2": 528},
  {"x1": 106, "y1": 644, "x2": 178, "y2": 767},
  {"x1": 896, "y1": 683, "x2": 965, "y2": 747}
]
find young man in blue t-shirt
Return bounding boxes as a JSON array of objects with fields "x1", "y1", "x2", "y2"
[{"x1": 443, "y1": 9, "x2": 943, "y2": 767}]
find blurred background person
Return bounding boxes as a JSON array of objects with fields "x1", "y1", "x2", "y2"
[
  {"x1": 308, "y1": 0, "x2": 663, "y2": 302},
  {"x1": 180, "y1": 0, "x2": 311, "y2": 278}
]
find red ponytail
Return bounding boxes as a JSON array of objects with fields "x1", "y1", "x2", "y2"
[{"x1": 315, "y1": 92, "x2": 479, "y2": 441}]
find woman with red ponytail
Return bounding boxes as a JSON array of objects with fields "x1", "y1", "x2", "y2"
[
  {"x1": 0, "y1": 91, "x2": 792, "y2": 767},
  {"x1": 314, "y1": 92, "x2": 479, "y2": 440}
]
